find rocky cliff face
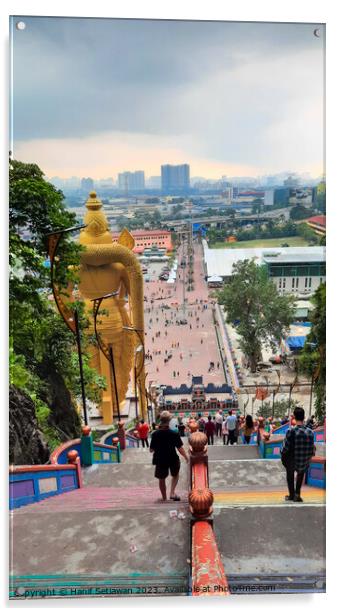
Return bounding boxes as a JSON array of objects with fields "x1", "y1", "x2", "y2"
[
  {"x1": 9, "y1": 386, "x2": 50, "y2": 465},
  {"x1": 38, "y1": 358, "x2": 81, "y2": 439}
]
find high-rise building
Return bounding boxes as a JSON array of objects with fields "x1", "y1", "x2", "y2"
[
  {"x1": 161, "y1": 164, "x2": 190, "y2": 193},
  {"x1": 146, "y1": 176, "x2": 161, "y2": 189},
  {"x1": 81, "y1": 177, "x2": 94, "y2": 192},
  {"x1": 118, "y1": 170, "x2": 145, "y2": 192}
]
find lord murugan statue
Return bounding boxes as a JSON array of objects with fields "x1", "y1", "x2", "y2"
[{"x1": 76, "y1": 191, "x2": 147, "y2": 424}]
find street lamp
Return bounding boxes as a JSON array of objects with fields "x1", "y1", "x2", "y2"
[
  {"x1": 272, "y1": 369, "x2": 281, "y2": 416},
  {"x1": 92, "y1": 290, "x2": 121, "y2": 421},
  {"x1": 46, "y1": 224, "x2": 89, "y2": 425}
]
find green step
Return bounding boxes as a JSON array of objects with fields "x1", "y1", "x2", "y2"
[{"x1": 10, "y1": 573, "x2": 189, "y2": 599}]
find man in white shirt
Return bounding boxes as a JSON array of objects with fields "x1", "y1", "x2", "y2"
[
  {"x1": 226, "y1": 411, "x2": 237, "y2": 445},
  {"x1": 214, "y1": 411, "x2": 223, "y2": 438}
]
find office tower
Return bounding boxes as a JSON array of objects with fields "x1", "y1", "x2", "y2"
[
  {"x1": 81, "y1": 177, "x2": 94, "y2": 192},
  {"x1": 117, "y1": 170, "x2": 145, "y2": 192},
  {"x1": 161, "y1": 164, "x2": 190, "y2": 193}
]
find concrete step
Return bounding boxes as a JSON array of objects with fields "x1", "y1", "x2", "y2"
[
  {"x1": 11, "y1": 495, "x2": 190, "y2": 580},
  {"x1": 121, "y1": 448, "x2": 154, "y2": 463},
  {"x1": 209, "y1": 459, "x2": 286, "y2": 490},
  {"x1": 207, "y1": 445, "x2": 260, "y2": 460},
  {"x1": 83, "y1": 462, "x2": 190, "y2": 490},
  {"x1": 214, "y1": 503, "x2": 325, "y2": 576},
  {"x1": 213, "y1": 485, "x2": 325, "y2": 507}
]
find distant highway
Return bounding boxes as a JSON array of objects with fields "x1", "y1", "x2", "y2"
[{"x1": 163, "y1": 208, "x2": 291, "y2": 229}]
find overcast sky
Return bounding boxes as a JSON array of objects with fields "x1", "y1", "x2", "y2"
[{"x1": 11, "y1": 17, "x2": 325, "y2": 179}]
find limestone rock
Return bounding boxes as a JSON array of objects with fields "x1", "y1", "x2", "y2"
[{"x1": 9, "y1": 385, "x2": 50, "y2": 465}]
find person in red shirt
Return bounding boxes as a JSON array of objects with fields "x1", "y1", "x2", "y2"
[
  {"x1": 137, "y1": 419, "x2": 150, "y2": 448},
  {"x1": 205, "y1": 416, "x2": 216, "y2": 445}
]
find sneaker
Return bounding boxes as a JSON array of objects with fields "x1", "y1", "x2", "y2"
[
  {"x1": 285, "y1": 495, "x2": 294, "y2": 501},
  {"x1": 293, "y1": 495, "x2": 303, "y2": 502}
]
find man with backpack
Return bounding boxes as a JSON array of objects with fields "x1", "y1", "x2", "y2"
[
  {"x1": 280, "y1": 407, "x2": 315, "y2": 502},
  {"x1": 197, "y1": 413, "x2": 206, "y2": 432}
]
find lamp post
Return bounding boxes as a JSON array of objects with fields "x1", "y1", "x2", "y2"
[
  {"x1": 92, "y1": 290, "x2": 121, "y2": 421},
  {"x1": 46, "y1": 224, "x2": 89, "y2": 425},
  {"x1": 272, "y1": 369, "x2": 281, "y2": 416}
]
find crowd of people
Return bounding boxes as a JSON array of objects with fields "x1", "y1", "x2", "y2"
[
  {"x1": 135, "y1": 409, "x2": 321, "y2": 449},
  {"x1": 134, "y1": 406, "x2": 319, "y2": 504},
  {"x1": 134, "y1": 410, "x2": 255, "y2": 448}
]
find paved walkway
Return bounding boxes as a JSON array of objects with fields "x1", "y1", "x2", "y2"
[{"x1": 143, "y1": 240, "x2": 225, "y2": 387}]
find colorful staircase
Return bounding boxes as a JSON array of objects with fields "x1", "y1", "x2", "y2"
[{"x1": 10, "y1": 447, "x2": 190, "y2": 598}]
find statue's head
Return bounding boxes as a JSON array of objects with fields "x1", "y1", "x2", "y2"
[{"x1": 79, "y1": 191, "x2": 112, "y2": 246}]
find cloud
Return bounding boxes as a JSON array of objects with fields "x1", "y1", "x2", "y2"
[{"x1": 11, "y1": 17, "x2": 325, "y2": 176}]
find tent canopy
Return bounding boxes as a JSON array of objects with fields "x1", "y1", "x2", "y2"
[{"x1": 286, "y1": 336, "x2": 306, "y2": 350}]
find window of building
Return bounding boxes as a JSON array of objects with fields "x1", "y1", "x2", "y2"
[
  {"x1": 296, "y1": 278, "x2": 299, "y2": 288},
  {"x1": 282, "y1": 278, "x2": 286, "y2": 290},
  {"x1": 279, "y1": 279, "x2": 282, "y2": 288},
  {"x1": 309, "y1": 277, "x2": 312, "y2": 288},
  {"x1": 292, "y1": 278, "x2": 295, "y2": 288},
  {"x1": 305, "y1": 278, "x2": 308, "y2": 288}
]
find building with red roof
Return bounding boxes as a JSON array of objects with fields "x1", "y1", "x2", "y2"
[{"x1": 306, "y1": 215, "x2": 326, "y2": 236}]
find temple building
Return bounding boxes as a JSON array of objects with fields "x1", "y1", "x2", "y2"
[{"x1": 112, "y1": 229, "x2": 172, "y2": 255}]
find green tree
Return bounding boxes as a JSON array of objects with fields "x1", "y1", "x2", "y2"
[
  {"x1": 259, "y1": 398, "x2": 300, "y2": 419},
  {"x1": 315, "y1": 187, "x2": 326, "y2": 214},
  {"x1": 298, "y1": 283, "x2": 326, "y2": 419},
  {"x1": 297, "y1": 222, "x2": 318, "y2": 245},
  {"x1": 218, "y1": 260, "x2": 296, "y2": 372},
  {"x1": 172, "y1": 204, "x2": 183, "y2": 215},
  {"x1": 290, "y1": 205, "x2": 311, "y2": 221},
  {"x1": 9, "y1": 158, "x2": 105, "y2": 449}
]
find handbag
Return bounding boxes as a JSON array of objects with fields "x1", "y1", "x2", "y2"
[{"x1": 281, "y1": 427, "x2": 295, "y2": 467}]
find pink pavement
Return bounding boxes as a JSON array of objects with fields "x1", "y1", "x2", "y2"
[
  {"x1": 143, "y1": 241, "x2": 225, "y2": 388},
  {"x1": 13, "y1": 486, "x2": 188, "y2": 513}
]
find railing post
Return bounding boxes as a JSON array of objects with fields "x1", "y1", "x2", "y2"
[
  {"x1": 188, "y1": 428, "x2": 229, "y2": 595},
  {"x1": 67, "y1": 449, "x2": 83, "y2": 488},
  {"x1": 188, "y1": 430, "x2": 208, "y2": 489},
  {"x1": 117, "y1": 420, "x2": 126, "y2": 451},
  {"x1": 80, "y1": 425, "x2": 94, "y2": 466},
  {"x1": 112, "y1": 437, "x2": 121, "y2": 463}
]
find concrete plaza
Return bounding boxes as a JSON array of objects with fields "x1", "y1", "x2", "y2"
[{"x1": 143, "y1": 241, "x2": 225, "y2": 389}]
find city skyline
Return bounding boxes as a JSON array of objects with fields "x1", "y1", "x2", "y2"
[
  {"x1": 47, "y1": 168, "x2": 322, "y2": 185},
  {"x1": 11, "y1": 18, "x2": 325, "y2": 178}
]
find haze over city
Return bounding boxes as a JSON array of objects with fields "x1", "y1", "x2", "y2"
[{"x1": 11, "y1": 18, "x2": 325, "y2": 180}]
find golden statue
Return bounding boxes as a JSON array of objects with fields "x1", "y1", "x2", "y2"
[{"x1": 77, "y1": 191, "x2": 147, "y2": 424}]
